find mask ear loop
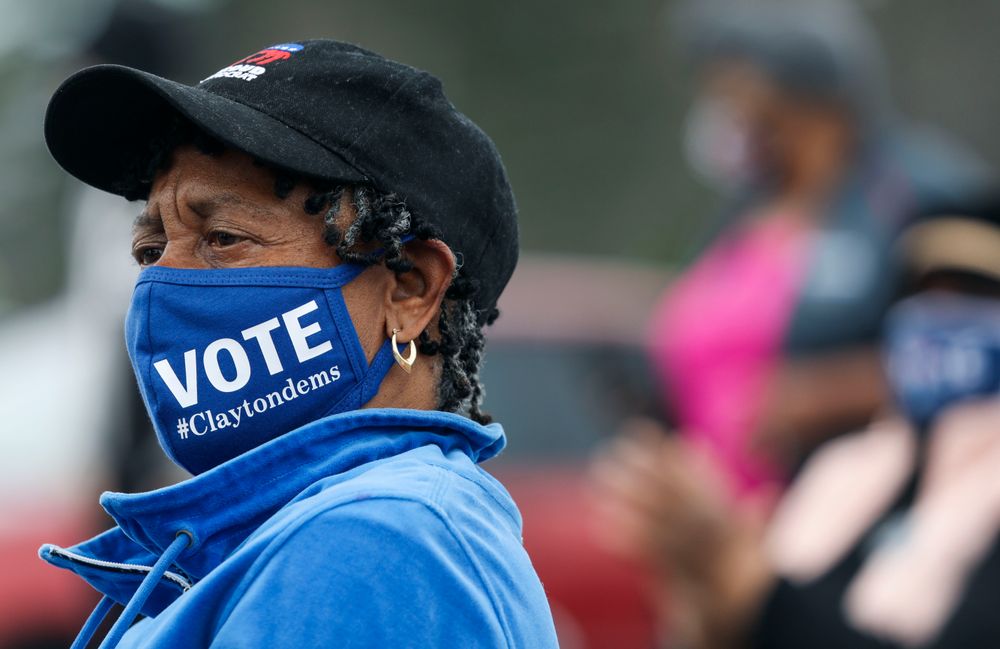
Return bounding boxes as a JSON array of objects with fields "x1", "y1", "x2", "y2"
[
  {"x1": 325, "y1": 232, "x2": 422, "y2": 411},
  {"x1": 368, "y1": 233, "x2": 417, "y2": 258}
]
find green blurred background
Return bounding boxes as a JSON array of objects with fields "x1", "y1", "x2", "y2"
[{"x1": 1, "y1": 0, "x2": 999, "y2": 312}]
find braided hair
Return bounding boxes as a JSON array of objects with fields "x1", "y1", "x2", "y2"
[{"x1": 119, "y1": 118, "x2": 496, "y2": 424}]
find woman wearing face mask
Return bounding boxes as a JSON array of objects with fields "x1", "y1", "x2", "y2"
[
  {"x1": 594, "y1": 193, "x2": 1000, "y2": 649},
  {"x1": 644, "y1": 0, "x2": 990, "y2": 500},
  {"x1": 37, "y1": 40, "x2": 559, "y2": 649}
]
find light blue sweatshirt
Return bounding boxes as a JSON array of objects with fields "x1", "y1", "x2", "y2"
[{"x1": 40, "y1": 409, "x2": 559, "y2": 648}]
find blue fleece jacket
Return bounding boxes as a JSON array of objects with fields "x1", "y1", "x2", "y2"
[{"x1": 40, "y1": 409, "x2": 559, "y2": 648}]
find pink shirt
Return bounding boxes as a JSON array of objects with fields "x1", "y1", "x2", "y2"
[{"x1": 649, "y1": 215, "x2": 812, "y2": 498}]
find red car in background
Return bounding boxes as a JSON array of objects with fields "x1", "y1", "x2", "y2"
[{"x1": 484, "y1": 254, "x2": 669, "y2": 649}]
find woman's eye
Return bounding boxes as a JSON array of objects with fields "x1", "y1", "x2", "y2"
[
  {"x1": 135, "y1": 247, "x2": 163, "y2": 266},
  {"x1": 208, "y1": 231, "x2": 245, "y2": 248}
]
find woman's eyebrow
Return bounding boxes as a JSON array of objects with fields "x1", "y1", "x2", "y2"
[
  {"x1": 132, "y1": 210, "x2": 162, "y2": 232},
  {"x1": 188, "y1": 192, "x2": 277, "y2": 220}
]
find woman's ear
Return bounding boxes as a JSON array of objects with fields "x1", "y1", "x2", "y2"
[{"x1": 384, "y1": 239, "x2": 456, "y2": 343}]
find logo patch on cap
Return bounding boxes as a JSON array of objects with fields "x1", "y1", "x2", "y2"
[{"x1": 202, "y1": 43, "x2": 304, "y2": 83}]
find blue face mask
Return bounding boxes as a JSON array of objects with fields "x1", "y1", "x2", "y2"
[
  {"x1": 125, "y1": 264, "x2": 396, "y2": 475},
  {"x1": 883, "y1": 293, "x2": 1000, "y2": 431}
]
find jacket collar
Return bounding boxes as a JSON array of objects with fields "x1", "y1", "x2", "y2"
[{"x1": 40, "y1": 408, "x2": 506, "y2": 614}]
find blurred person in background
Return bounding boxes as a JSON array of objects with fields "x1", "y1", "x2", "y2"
[
  {"x1": 640, "y1": 0, "x2": 991, "y2": 502},
  {"x1": 37, "y1": 39, "x2": 558, "y2": 648},
  {"x1": 593, "y1": 191, "x2": 1000, "y2": 649},
  {"x1": 0, "y1": 4, "x2": 206, "y2": 647}
]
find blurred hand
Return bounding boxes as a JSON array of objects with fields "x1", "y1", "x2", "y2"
[
  {"x1": 590, "y1": 418, "x2": 732, "y2": 578},
  {"x1": 751, "y1": 349, "x2": 887, "y2": 467},
  {"x1": 590, "y1": 418, "x2": 772, "y2": 649}
]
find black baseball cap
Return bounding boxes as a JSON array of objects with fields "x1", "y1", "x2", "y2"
[
  {"x1": 44, "y1": 39, "x2": 518, "y2": 322},
  {"x1": 897, "y1": 193, "x2": 1000, "y2": 285}
]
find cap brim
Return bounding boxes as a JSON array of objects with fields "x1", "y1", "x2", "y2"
[
  {"x1": 901, "y1": 217, "x2": 1000, "y2": 283},
  {"x1": 45, "y1": 64, "x2": 368, "y2": 196}
]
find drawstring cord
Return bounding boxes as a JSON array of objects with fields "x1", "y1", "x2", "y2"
[
  {"x1": 69, "y1": 531, "x2": 193, "y2": 649},
  {"x1": 69, "y1": 596, "x2": 114, "y2": 649},
  {"x1": 98, "y1": 532, "x2": 192, "y2": 649}
]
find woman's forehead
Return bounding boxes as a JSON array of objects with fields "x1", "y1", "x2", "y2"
[{"x1": 146, "y1": 146, "x2": 294, "y2": 211}]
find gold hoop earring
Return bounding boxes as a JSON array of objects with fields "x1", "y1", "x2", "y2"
[{"x1": 391, "y1": 328, "x2": 417, "y2": 374}]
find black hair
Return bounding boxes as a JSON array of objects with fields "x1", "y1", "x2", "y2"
[
  {"x1": 122, "y1": 118, "x2": 494, "y2": 424},
  {"x1": 677, "y1": 0, "x2": 890, "y2": 128},
  {"x1": 910, "y1": 269, "x2": 1000, "y2": 300}
]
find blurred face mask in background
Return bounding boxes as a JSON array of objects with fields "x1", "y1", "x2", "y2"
[{"x1": 883, "y1": 292, "x2": 1000, "y2": 431}]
